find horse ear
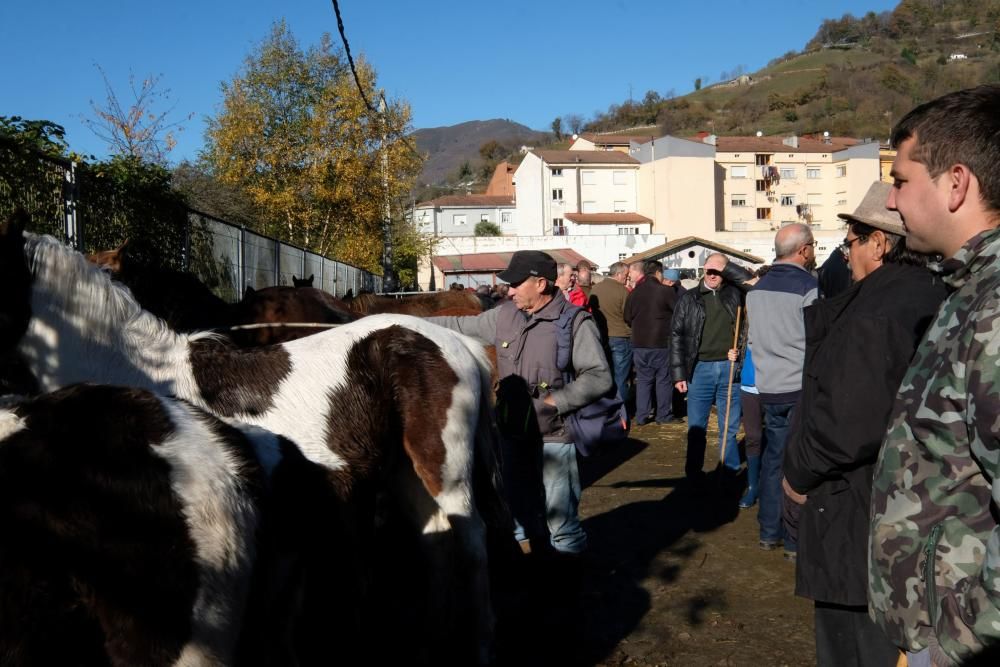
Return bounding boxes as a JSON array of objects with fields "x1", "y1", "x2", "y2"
[
  {"x1": 307, "y1": 274, "x2": 314, "y2": 283},
  {"x1": 243, "y1": 285, "x2": 255, "y2": 299}
]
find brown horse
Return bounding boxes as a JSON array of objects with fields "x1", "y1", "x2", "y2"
[
  {"x1": 345, "y1": 290, "x2": 482, "y2": 317},
  {"x1": 235, "y1": 286, "x2": 356, "y2": 345}
]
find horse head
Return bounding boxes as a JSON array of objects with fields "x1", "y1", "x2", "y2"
[
  {"x1": 0, "y1": 210, "x2": 31, "y2": 355},
  {"x1": 85, "y1": 239, "x2": 129, "y2": 274}
]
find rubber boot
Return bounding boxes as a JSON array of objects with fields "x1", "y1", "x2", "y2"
[{"x1": 739, "y1": 455, "x2": 761, "y2": 509}]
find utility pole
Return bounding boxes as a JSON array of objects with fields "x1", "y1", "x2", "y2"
[{"x1": 379, "y1": 92, "x2": 399, "y2": 293}]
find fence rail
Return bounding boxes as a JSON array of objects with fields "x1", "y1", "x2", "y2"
[{"x1": 0, "y1": 144, "x2": 382, "y2": 302}]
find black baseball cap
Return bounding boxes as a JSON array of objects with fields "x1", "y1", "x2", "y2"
[{"x1": 497, "y1": 250, "x2": 557, "y2": 283}]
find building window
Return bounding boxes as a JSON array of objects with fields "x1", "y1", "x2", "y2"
[
  {"x1": 780, "y1": 194, "x2": 796, "y2": 206},
  {"x1": 732, "y1": 221, "x2": 748, "y2": 231},
  {"x1": 731, "y1": 195, "x2": 747, "y2": 207},
  {"x1": 582, "y1": 171, "x2": 596, "y2": 185},
  {"x1": 613, "y1": 200, "x2": 627, "y2": 212},
  {"x1": 501, "y1": 211, "x2": 512, "y2": 224},
  {"x1": 453, "y1": 214, "x2": 467, "y2": 226},
  {"x1": 552, "y1": 218, "x2": 565, "y2": 236},
  {"x1": 755, "y1": 154, "x2": 772, "y2": 166},
  {"x1": 480, "y1": 213, "x2": 489, "y2": 223},
  {"x1": 552, "y1": 188, "x2": 563, "y2": 201},
  {"x1": 618, "y1": 253, "x2": 628, "y2": 261},
  {"x1": 582, "y1": 201, "x2": 597, "y2": 213},
  {"x1": 807, "y1": 167, "x2": 821, "y2": 179},
  {"x1": 779, "y1": 167, "x2": 796, "y2": 179},
  {"x1": 731, "y1": 165, "x2": 748, "y2": 179},
  {"x1": 807, "y1": 193, "x2": 823, "y2": 207},
  {"x1": 781, "y1": 220, "x2": 797, "y2": 227},
  {"x1": 756, "y1": 179, "x2": 768, "y2": 192},
  {"x1": 617, "y1": 226, "x2": 639, "y2": 235},
  {"x1": 613, "y1": 170, "x2": 627, "y2": 185},
  {"x1": 835, "y1": 192, "x2": 847, "y2": 206},
  {"x1": 756, "y1": 208, "x2": 772, "y2": 220},
  {"x1": 551, "y1": 168, "x2": 563, "y2": 177},
  {"x1": 836, "y1": 164, "x2": 847, "y2": 177}
]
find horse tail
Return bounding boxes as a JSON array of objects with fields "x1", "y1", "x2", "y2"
[{"x1": 462, "y1": 339, "x2": 516, "y2": 562}]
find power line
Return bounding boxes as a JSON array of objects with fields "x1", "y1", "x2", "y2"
[{"x1": 329, "y1": 0, "x2": 424, "y2": 163}]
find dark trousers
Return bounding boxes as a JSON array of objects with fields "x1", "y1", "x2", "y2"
[
  {"x1": 633, "y1": 347, "x2": 673, "y2": 424},
  {"x1": 760, "y1": 401, "x2": 796, "y2": 548},
  {"x1": 814, "y1": 602, "x2": 899, "y2": 667},
  {"x1": 740, "y1": 389, "x2": 763, "y2": 459}
]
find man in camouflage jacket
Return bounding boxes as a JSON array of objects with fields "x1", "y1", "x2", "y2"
[{"x1": 869, "y1": 85, "x2": 1000, "y2": 666}]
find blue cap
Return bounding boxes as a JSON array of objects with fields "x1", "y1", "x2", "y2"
[{"x1": 663, "y1": 268, "x2": 681, "y2": 281}]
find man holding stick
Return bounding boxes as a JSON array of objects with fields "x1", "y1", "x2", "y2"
[{"x1": 670, "y1": 253, "x2": 747, "y2": 488}]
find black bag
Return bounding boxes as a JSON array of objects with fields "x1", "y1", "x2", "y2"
[{"x1": 556, "y1": 307, "x2": 629, "y2": 456}]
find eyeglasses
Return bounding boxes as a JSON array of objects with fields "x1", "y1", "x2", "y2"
[
  {"x1": 838, "y1": 235, "x2": 867, "y2": 256},
  {"x1": 800, "y1": 241, "x2": 816, "y2": 252}
]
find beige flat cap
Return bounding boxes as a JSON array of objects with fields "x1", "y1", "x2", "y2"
[{"x1": 837, "y1": 181, "x2": 905, "y2": 236}]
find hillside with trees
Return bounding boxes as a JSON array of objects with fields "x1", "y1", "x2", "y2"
[{"x1": 583, "y1": 0, "x2": 1000, "y2": 140}]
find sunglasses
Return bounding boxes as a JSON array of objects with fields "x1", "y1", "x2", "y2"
[{"x1": 705, "y1": 269, "x2": 723, "y2": 277}]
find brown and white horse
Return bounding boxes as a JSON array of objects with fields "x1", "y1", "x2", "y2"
[
  {"x1": 0, "y1": 383, "x2": 332, "y2": 666},
  {"x1": 1, "y1": 216, "x2": 503, "y2": 663}
]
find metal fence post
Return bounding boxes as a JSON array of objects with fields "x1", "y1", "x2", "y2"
[
  {"x1": 63, "y1": 161, "x2": 80, "y2": 249},
  {"x1": 238, "y1": 227, "x2": 246, "y2": 295}
]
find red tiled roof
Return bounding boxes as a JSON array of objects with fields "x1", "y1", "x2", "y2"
[
  {"x1": 416, "y1": 194, "x2": 515, "y2": 208},
  {"x1": 564, "y1": 212, "x2": 652, "y2": 225},
  {"x1": 708, "y1": 135, "x2": 861, "y2": 154},
  {"x1": 432, "y1": 248, "x2": 597, "y2": 275},
  {"x1": 532, "y1": 150, "x2": 639, "y2": 165},
  {"x1": 578, "y1": 132, "x2": 656, "y2": 146}
]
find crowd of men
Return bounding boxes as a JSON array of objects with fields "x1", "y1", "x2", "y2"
[{"x1": 435, "y1": 84, "x2": 999, "y2": 666}]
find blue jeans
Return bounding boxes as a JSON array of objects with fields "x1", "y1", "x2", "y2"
[
  {"x1": 760, "y1": 402, "x2": 796, "y2": 549},
  {"x1": 685, "y1": 359, "x2": 742, "y2": 477},
  {"x1": 503, "y1": 437, "x2": 586, "y2": 554},
  {"x1": 607, "y1": 336, "x2": 633, "y2": 404},
  {"x1": 633, "y1": 347, "x2": 673, "y2": 423}
]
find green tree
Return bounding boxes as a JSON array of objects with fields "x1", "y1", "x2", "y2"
[
  {"x1": 551, "y1": 116, "x2": 563, "y2": 140},
  {"x1": 474, "y1": 221, "x2": 501, "y2": 236},
  {"x1": 203, "y1": 20, "x2": 423, "y2": 272}
]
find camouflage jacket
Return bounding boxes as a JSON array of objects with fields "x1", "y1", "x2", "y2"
[{"x1": 869, "y1": 227, "x2": 1000, "y2": 665}]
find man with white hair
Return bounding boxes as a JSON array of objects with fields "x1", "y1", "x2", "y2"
[{"x1": 746, "y1": 223, "x2": 818, "y2": 559}]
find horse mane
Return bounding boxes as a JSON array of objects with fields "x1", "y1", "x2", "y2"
[{"x1": 24, "y1": 234, "x2": 181, "y2": 348}]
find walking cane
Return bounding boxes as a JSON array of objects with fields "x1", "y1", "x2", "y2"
[{"x1": 719, "y1": 306, "x2": 743, "y2": 472}]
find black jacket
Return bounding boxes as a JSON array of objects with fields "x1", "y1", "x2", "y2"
[
  {"x1": 783, "y1": 263, "x2": 947, "y2": 606},
  {"x1": 669, "y1": 282, "x2": 745, "y2": 383},
  {"x1": 624, "y1": 277, "x2": 676, "y2": 348}
]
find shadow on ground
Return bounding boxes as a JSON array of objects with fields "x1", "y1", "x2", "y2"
[{"x1": 492, "y1": 432, "x2": 747, "y2": 666}]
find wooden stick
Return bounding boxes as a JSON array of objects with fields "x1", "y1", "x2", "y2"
[{"x1": 719, "y1": 305, "x2": 743, "y2": 470}]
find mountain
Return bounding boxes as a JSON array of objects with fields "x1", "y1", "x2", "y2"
[
  {"x1": 583, "y1": 0, "x2": 1000, "y2": 140},
  {"x1": 411, "y1": 119, "x2": 550, "y2": 186}
]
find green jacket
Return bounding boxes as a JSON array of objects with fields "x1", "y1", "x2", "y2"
[{"x1": 869, "y1": 227, "x2": 1000, "y2": 665}]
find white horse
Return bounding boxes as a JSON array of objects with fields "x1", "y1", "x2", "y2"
[{"x1": 0, "y1": 214, "x2": 502, "y2": 664}]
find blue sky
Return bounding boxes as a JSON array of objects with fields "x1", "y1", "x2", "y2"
[{"x1": 2, "y1": 1, "x2": 898, "y2": 164}]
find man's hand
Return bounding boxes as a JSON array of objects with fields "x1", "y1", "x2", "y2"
[
  {"x1": 675, "y1": 381, "x2": 687, "y2": 393},
  {"x1": 543, "y1": 394, "x2": 556, "y2": 407},
  {"x1": 782, "y1": 477, "x2": 807, "y2": 505}
]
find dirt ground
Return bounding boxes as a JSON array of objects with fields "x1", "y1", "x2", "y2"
[{"x1": 493, "y1": 412, "x2": 815, "y2": 667}]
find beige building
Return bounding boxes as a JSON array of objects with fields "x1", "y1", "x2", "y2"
[{"x1": 630, "y1": 135, "x2": 719, "y2": 239}]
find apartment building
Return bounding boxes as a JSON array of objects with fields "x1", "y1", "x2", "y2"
[
  {"x1": 711, "y1": 134, "x2": 880, "y2": 262},
  {"x1": 514, "y1": 149, "x2": 651, "y2": 237},
  {"x1": 630, "y1": 135, "x2": 719, "y2": 239},
  {"x1": 412, "y1": 194, "x2": 516, "y2": 237}
]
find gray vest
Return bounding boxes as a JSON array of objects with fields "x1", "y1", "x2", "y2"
[{"x1": 494, "y1": 291, "x2": 578, "y2": 442}]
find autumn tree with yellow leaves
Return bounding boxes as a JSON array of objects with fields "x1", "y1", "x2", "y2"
[{"x1": 204, "y1": 21, "x2": 428, "y2": 281}]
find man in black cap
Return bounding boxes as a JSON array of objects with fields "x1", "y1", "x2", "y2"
[{"x1": 429, "y1": 249, "x2": 612, "y2": 555}]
